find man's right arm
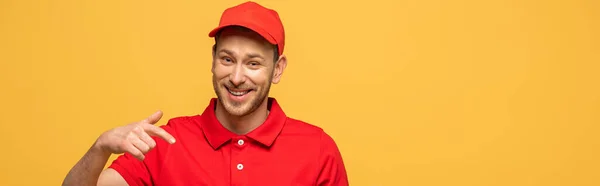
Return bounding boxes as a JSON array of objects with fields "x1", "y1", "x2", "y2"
[
  {"x1": 62, "y1": 142, "x2": 128, "y2": 186},
  {"x1": 61, "y1": 111, "x2": 176, "y2": 186}
]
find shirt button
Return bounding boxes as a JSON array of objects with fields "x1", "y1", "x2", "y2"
[
  {"x1": 237, "y1": 163, "x2": 244, "y2": 170},
  {"x1": 237, "y1": 139, "x2": 244, "y2": 146}
]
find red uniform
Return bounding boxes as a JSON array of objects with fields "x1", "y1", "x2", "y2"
[{"x1": 109, "y1": 98, "x2": 349, "y2": 186}]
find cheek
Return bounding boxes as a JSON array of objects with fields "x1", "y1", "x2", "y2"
[
  {"x1": 246, "y1": 69, "x2": 271, "y2": 85},
  {"x1": 212, "y1": 65, "x2": 230, "y2": 80}
]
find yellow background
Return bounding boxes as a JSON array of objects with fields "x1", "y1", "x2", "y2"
[{"x1": 1, "y1": 0, "x2": 598, "y2": 185}]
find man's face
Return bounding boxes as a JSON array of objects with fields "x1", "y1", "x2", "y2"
[{"x1": 211, "y1": 27, "x2": 286, "y2": 117}]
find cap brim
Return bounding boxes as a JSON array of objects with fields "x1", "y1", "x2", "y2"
[{"x1": 208, "y1": 23, "x2": 277, "y2": 45}]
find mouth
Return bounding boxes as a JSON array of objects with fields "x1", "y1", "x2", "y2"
[{"x1": 226, "y1": 86, "x2": 252, "y2": 97}]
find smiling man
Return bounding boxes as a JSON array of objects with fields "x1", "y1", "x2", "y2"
[{"x1": 62, "y1": 1, "x2": 349, "y2": 186}]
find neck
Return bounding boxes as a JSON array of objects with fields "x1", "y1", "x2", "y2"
[{"x1": 215, "y1": 98, "x2": 270, "y2": 135}]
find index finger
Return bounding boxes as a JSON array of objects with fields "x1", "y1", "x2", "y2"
[{"x1": 141, "y1": 124, "x2": 176, "y2": 144}]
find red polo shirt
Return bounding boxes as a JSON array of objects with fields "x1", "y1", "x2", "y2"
[{"x1": 108, "y1": 97, "x2": 348, "y2": 186}]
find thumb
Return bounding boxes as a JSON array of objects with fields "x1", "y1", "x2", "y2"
[{"x1": 142, "y1": 110, "x2": 163, "y2": 124}]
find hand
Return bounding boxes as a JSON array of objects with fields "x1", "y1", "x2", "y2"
[{"x1": 94, "y1": 111, "x2": 176, "y2": 161}]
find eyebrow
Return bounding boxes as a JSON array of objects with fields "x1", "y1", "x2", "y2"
[{"x1": 218, "y1": 49, "x2": 265, "y2": 60}]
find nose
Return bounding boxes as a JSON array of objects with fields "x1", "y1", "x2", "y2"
[{"x1": 229, "y1": 64, "x2": 246, "y2": 86}]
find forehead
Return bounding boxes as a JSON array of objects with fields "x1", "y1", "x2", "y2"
[{"x1": 216, "y1": 27, "x2": 274, "y2": 54}]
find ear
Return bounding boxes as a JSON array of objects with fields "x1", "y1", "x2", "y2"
[{"x1": 271, "y1": 54, "x2": 287, "y2": 84}]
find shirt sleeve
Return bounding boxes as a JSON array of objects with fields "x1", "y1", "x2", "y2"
[
  {"x1": 316, "y1": 131, "x2": 349, "y2": 186},
  {"x1": 108, "y1": 152, "x2": 152, "y2": 186}
]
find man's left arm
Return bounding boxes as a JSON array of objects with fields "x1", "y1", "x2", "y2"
[{"x1": 316, "y1": 130, "x2": 349, "y2": 186}]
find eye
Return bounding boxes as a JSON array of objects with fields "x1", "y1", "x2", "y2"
[
  {"x1": 249, "y1": 62, "x2": 259, "y2": 66},
  {"x1": 222, "y1": 57, "x2": 233, "y2": 63}
]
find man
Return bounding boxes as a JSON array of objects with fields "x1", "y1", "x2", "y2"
[{"x1": 62, "y1": 1, "x2": 348, "y2": 186}]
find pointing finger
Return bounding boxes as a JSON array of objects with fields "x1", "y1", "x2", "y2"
[{"x1": 142, "y1": 124, "x2": 176, "y2": 144}]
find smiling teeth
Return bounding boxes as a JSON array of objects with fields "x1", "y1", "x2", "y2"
[{"x1": 229, "y1": 89, "x2": 249, "y2": 96}]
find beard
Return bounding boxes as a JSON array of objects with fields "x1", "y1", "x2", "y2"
[{"x1": 212, "y1": 74, "x2": 272, "y2": 117}]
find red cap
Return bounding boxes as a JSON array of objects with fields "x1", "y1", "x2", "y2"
[{"x1": 208, "y1": 1, "x2": 285, "y2": 56}]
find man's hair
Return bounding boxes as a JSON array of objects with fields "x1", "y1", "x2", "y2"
[{"x1": 212, "y1": 26, "x2": 279, "y2": 63}]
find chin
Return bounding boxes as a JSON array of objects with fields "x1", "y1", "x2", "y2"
[{"x1": 223, "y1": 101, "x2": 252, "y2": 116}]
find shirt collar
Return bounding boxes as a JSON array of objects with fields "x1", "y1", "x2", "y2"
[{"x1": 198, "y1": 97, "x2": 287, "y2": 150}]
